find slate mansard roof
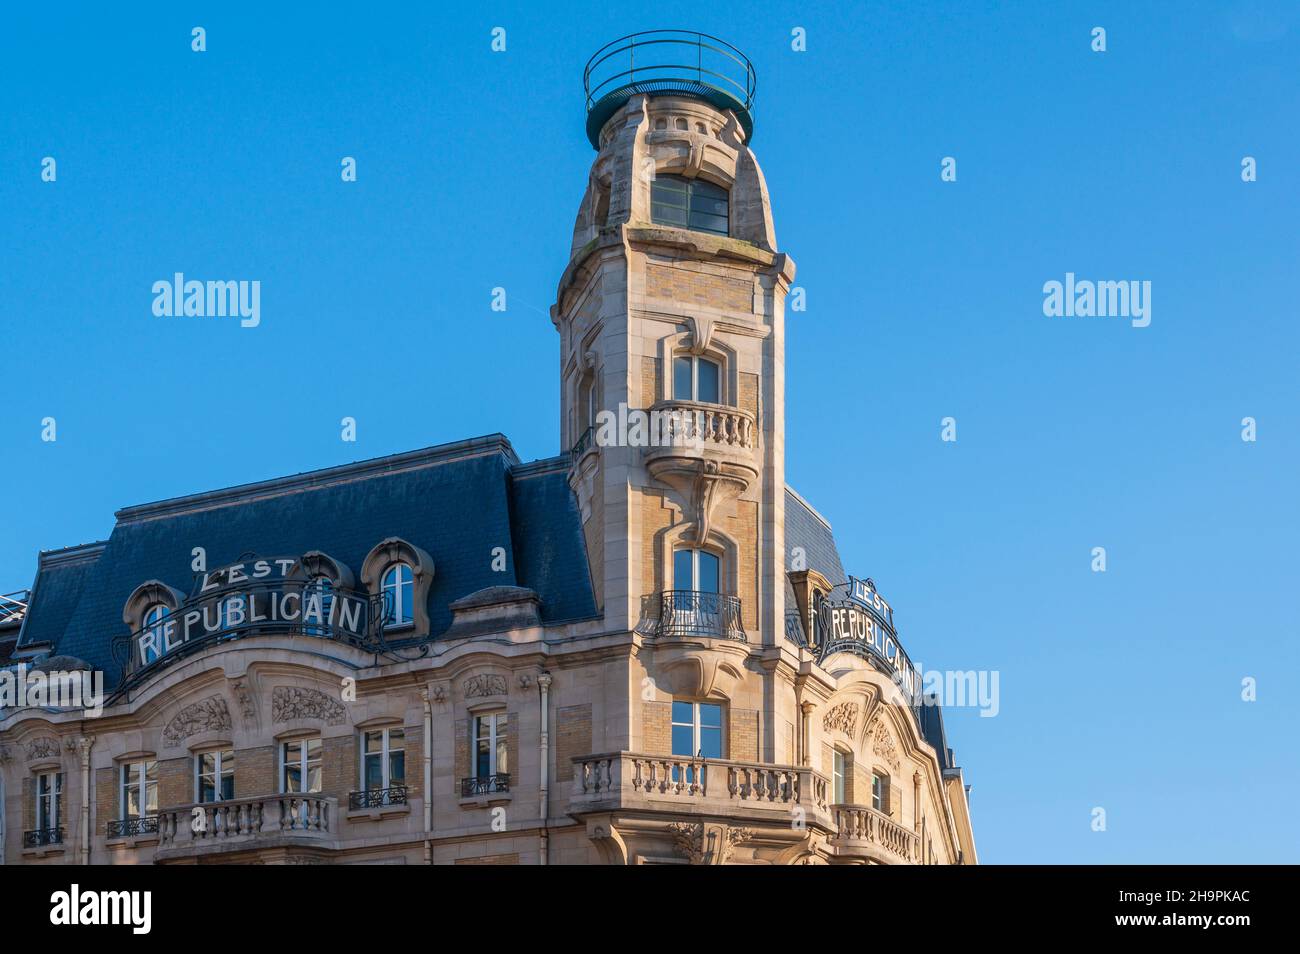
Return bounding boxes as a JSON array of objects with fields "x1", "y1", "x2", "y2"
[{"x1": 12, "y1": 435, "x2": 597, "y2": 687}]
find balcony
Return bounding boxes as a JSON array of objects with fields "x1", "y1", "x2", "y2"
[
  {"x1": 829, "y1": 804, "x2": 922, "y2": 865},
  {"x1": 153, "y1": 794, "x2": 337, "y2": 862},
  {"x1": 107, "y1": 816, "x2": 160, "y2": 839},
  {"x1": 571, "y1": 753, "x2": 833, "y2": 829},
  {"x1": 348, "y1": 786, "x2": 408, "y2": 811},
  {"x1": 636, "y1": 590, "x2": 745, "y2": 641},
  {"x1": 23, "y1": 826, "x2": 63, "y2": 849},
  {"x1": 460, "y1": 774, "x2": 510, "y2": 797}
]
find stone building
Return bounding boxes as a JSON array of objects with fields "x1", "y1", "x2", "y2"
[{"x1": 0, "y1": 31, "x2": 976, "y2": 866}]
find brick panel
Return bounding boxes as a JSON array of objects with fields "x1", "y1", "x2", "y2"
[
  {"x1": 646, "y1": 264, "x2": 753, "y2": 313},
  {"x1": 554, "y1": 703, "x2": 592, "y2": 783},
  {"x1": 642, "y1": 701, "x2": 671, "y2": 755},
  {"x1": 729, "y1": 708, "x2": 758, "y2": 762}
]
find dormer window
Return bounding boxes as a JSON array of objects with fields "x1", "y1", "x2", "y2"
[
  {"x1": 142, "y1": 604, "x2": 168, "y2": 665},
  {"x1": 382, "y1": 563, "x2": 414, "y2": 626},
  {"x1": 651, "y1": 175, "x2": 729, "y2": 236},
  {"x1": 304, "y1": 576, "x2": 334, "y2": 636},
  {"x1": 672, "y1": 354, "x2": 721, "y2": 403}
]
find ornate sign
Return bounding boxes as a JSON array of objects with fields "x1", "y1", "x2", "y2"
[{"x1": 813, "y1": 577, "x2": 920, "y2": 704}]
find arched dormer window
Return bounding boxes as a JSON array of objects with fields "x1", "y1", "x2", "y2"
[
  {"x1": 381, "y1": 564, "x2": 413, "y2": 626},
  {"x1": 361, "y1": 538, "x2": 435, "y2": 635},
  {"x1": 141, "y1": 604, "x2": 168, "y2": 665},
  {"x1": 650, "y1": 175, "x2": 729, "y2": 236}
]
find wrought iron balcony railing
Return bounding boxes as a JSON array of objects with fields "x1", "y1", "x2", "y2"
[
  {"x1": 23, "y1": 827, "x2": 64, "y2": 848},
  {"x1": 107, "y1": 815, "x2": 160, "y2": 838},
  {"x1": 349, "y1": 786, "x2": 408, "y2": 810},
  {"x1": 636, "y1": 590, "x2": 745, "y2": 641},
  {"x1": 570, "y1": 425, "x2": 596, "y2": 464},
  {"x1": 460, "y1": 774, "x2": 510, "y2": 797},
  {"x1": 583, "y1": 30, "x2": 756, "y2": 147}
]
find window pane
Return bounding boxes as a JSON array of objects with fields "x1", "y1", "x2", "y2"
[
  {"x1": 688, "y1": 211, "x2": 729, "y2": 236},
  {"x1": 698, "y1": 703, "x2": 722, "y2": 728},
  {"x1": 672, "y1": 549, "x2": 694, "y2": 589},
  {"x1": 699, "y1": 725, "x2": 722, "y2": 759},
  {"x1": 671, "y1": 700, "x2": 693, "y2": 725},
  {"x1": 696, "y1": 359, "x2": 720, "y2": 403},
  {"x1": 389, "y1": 751, "x2": 405, "y2": 786},
  {"x1": 365, "y1": 754, "x2": 383, "y2": 790},
  {"x1": 651, "y1": 202, "x2": 689, "y2": 227},
  {"x1": 364, "y1": 730, "x2": 382, "y2": 754},
  {"x1": 285, "y1": 765, "x2": 302, "y2": 793},
  {"x1": 672, "y1": 356, "x2": 693, "y2": 401},
  {"x1": 145, "y1": 781, "x2": 158, "y2": 814},
  {"x1": 305, "y1": 738, "x2": 322, "y2": 759},
  {"x1": 671, "y1": 724, "x2": 694, "y2": 756},
  {"x1": 220, "y1": 775, "x2": 235, "y2": 801},
  {"x1": 692, "y1": 179, "x2": 728, "y2": 201},
  {"x1": 697, "y1": 551, "x2": 720, "y2": 593}
]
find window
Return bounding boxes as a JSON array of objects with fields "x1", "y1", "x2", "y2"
[
  {"x1": 650, "y1": 175, "x2": 729, "y2": 236},
  {"x1": 673, "y1": 548, "x2": 720, "y2": 593},
  {"x1": 120, "y1": 760, "x2": 158, "y2": 818},
  {"x1": 141, "y1": 604, "x2": 168, "y2": 665},
  {"x1": 362, "y1": 728, "x2": 406, "y2": 791},
  {"x1": 282, "y1": 738, "x2": 322, "y2": 794},
  {"x1": 196, "y1": 749, "x2": 235, "y2": 803},
  {"x1": 36, "y1": 771, "x2": 63, "y2": 831},
  {"x1": 671, "y1": 701, "x2": 723, "y2": 760},
  {"x1": 832, "y1": 751, "x2": 847, "y2": 805},
  {"x1": 473, "y1": 713, "x2": 507, "y2": 779},
  {"x1": 672, "y1": 354, "x2": 721, "y2": 403},
  {"x1": 304, "y1": 576, "x2": 334, "y2": 636},
  {"x1": 586, "y1": 377, "x2": 599, "y2": 429},
  {"x1": 872, "y1": 772, "x2": 890, "y2": 814},
  {"x1": 381, "y1": 563, "x2": 414, "y2": 626}
]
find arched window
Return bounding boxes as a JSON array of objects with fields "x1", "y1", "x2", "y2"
[
  {"x1": 650, "y1": 175, "x2": 729, "y2": 236},
  {"x1": 382, "y1": 563, "x2": 414, "y2": 626},
  {"x1": 673, "y1": 548, "x2": 720, "y2": 593},
  {"x1": 304, "y1": 576, "x2": 334, "y2": 636},
  {"x1": 672, "y1": 354, "x2": 721, "y2": 403},
  {"x1": 142, "y1": 604, "x2": 168, "y2": 665}
]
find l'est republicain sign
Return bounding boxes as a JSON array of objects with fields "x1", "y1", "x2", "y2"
[
  {"x1": 134, "y1": 557, "x2": 368, "y2": 668},
  {"x1": 815, "y1": 577, "x2": 919, "y2": 700}
]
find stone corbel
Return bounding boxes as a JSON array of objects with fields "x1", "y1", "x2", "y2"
[
  {"x1": 686, "y1": 460, "x2": 746, "y2": 546},
  {"x1": 683, "y1": 314, "x2": 716, "y2": 357}
]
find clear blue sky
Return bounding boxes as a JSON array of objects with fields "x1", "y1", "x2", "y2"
[{"x1": 2, "y1": 2, "x2": 1296, "y2": 863}]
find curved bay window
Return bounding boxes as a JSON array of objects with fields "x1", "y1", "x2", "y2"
[
  {"x1": 651, "y1": 175, "x2": 729, "y2": 236},
  {"x1": 381, "y1": 563, "x2": 414, "y2": 626}
]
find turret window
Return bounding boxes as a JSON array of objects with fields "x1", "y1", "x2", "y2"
[
  {"x1": 672, "y1": 354, "x2": 721, "y2": 403},
  {"x1": 651, "y1": 175, "x2": 729, "y2": 236}
]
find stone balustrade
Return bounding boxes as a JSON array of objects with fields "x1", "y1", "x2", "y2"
[
  {"x1": 829, "y1": 803, "x2": 922, "y2": 864},
  {"x1": 155, "y1": 794, "x2": 337, "y2": 857},
  {"x1": 649, "y1": 400, "x2": 755, "y2": 451},
  {"x1": 572, "y1": 752, "x2": 830, "y2": 823}
]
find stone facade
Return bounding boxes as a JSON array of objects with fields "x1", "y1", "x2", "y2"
[{"x1": 0, "y1": 78, "x2": 976, "y2": 868}]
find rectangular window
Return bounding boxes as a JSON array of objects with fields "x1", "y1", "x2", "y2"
[
  {"x1": 473, "y1": 713, "x2": 507, "y2": 778},
  {"x1": 36, "y1": 771, "x2": 63, "y2": 831},
  {"x1": 362, "y1": 728, "x2": 406, "y2": 790},
  {"x1": 196, "y1": 749, "x2": 235, "y2": 803},
  {"x1": 832, "y1": 751, "x2": 847, "y2": 805},
  {"x1": 282, "y1": 737, "x2": 322, "y2": 794},
  {"x1": 121, "y1": 760, "x2": 159, "y2": 818},
  {"x1": 671, "y1": 701, "x2": 723, "y2": 759}
]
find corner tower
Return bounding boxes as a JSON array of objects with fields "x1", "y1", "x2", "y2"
[{"x1": 552, "y1": 32, "x2": 795, "y2": 682}]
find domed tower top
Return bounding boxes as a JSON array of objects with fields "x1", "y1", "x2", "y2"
[{"x1": 583, "y1": 30, "x2": 756, "y2": 149}]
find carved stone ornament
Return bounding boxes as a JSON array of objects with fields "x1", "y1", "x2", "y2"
[
  {"x1": 271, "y1": 686, "x2": 345, "y2": 726},
  {"x1": 668, "y1": 821, "x2": 753, "y2": 865},
  {"x1": 25, "y1": 737, "x2": 62, "y2": 761},
  {"x1": 463, "y1": 674, "x2": 508, "y2": 698},
  {"x1": 871, "y1": 719, "x2": 901, "y2": 772},
  {"x1": 821, "y1": 701, "x2": 859, "y2": 736},
  {"x1": 162, "y1": 696, "x2": 233, "y2": 748}
]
